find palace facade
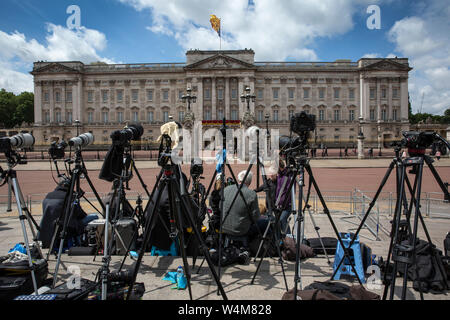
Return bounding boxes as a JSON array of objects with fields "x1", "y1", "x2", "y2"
[{"x1": 30, "y1": 49, "x2": 412, "y2": 148}]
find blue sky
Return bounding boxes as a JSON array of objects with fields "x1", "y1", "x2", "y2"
[{"x1": 0, "y1": 0, "x2": 449, "y2": 115}]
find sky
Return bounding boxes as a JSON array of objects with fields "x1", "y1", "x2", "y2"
[{"x1": 0, "y1": 0, "x2": 449, "y2": 115}]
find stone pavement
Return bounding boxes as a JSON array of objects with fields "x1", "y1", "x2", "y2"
[{"x1": 1, "y1": 210, "x2": 449, "y2": 300}]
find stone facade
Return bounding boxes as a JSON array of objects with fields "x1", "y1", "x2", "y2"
[{"x1": 29, "y1": 49, "x2": 412, "y2": 148}]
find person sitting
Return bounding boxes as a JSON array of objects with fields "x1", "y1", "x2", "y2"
[
  {"x1": 222, "y1": 171, "x2": 269, "y2": 244},
  {"x1": 38, "y1": 179, "x2": 98, "y2": 250},
  {"x1": 254, "y1": 165, "x2": 277, "y2": 216}
]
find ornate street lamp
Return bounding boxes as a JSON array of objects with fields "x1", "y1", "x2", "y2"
[
  {"x1": 181, "y1": 87, "x2": 197, "y2": 129},
  {"x1": 240, "y1": 86, "x2": 256, "y2": 111},
  {"x1": 241, "y1": 87, "x2": 256, "y2": 128},
  {"x1": 181, "y1": 87, "x2": 197, "y2": 112}
]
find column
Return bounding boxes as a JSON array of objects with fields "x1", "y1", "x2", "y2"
[
  {"x1": 376, "y1": 78, "x2": 381, "y2": 121},
  {"x1": 400, "y1": 77, "x2": 408, "y2": 121},
  {"x1": 72, "y1": 77, "x2": 83, "y2": 124},
  {"x1": 49, "y1": 81, "x2": 55, "y2": 123},
  {"x1": 34, "y1": 81, "x2": 42, "y2": 125},
  {"x1": 225, "y1": 77, "x2": 230, "y2": 119},
  {"x1": 359, "y1": 74, "x2": 365, "y2": 121},
  {"x1": 388, "y1": 78, "x2": 393, "y2": 121},
  {"x1": 249, "y1": 77, "x2": 255, "y2": 114},
  {"x1": 211, "y1": 77, "x2": 216, "y2": 120},
  {"x1": 195, "y1": 77, "x2": 203, "y2": 121},
  {"x1": 238, "y1": 78, "x2": 244, "y2": 119},
  {"x1": 61, "y1": 82, "x2": 67, "y2": 123}
]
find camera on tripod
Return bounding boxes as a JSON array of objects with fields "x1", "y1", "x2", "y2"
[
  {"x1": 110, "y1": 124, "x2": 144, "y2": 146},
  {"x1": 401, "y1": 131, "x2": 449, "y2": 157},
  {"x1": 190, "y1": 158, "x2": 204, "y2": 178},
  {"x1": 0, "y1": 133, "x2": 35, "y2": 153},
  {"x1": 69, "y1": 133, "x2": 95, "y2": 148},
  {"x1": 280, "y1": 112, "x2": 316, "y2": 158},
  {"x1": 48, "y1": 141, "x2": 68, "y2": 160}
]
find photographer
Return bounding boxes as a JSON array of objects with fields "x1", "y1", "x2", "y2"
[
  {"x1": 254, "y1": 165, "x2": 278, "y2": 216},
  {"x1": 276, "y1": 160, "x2": 294, "y2": 236},
  {"x1": 38, "y1": 179, "x2": 98, "y2": 249},
  {"x1": 222, "y1": 171, "x2": 269, "y2": 243}
]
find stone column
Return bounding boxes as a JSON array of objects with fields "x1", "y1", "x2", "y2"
[
  {"x1": 72, "y1": 77, "x2": 83, "y2": 124},
  {"x1": 388, "y1": 78, "x2": 393, "y2": 121},
  {"x1": 249, "y1": 77, "x2": 255, "y2": 114},
  {"x1": 238, "y1": 77, "x2": 245, "y2": 120},
  {"x1": 400, "y1": 77, "x2": 408, "y2": 121},
  {"x1": 61, "y1": 82, "x2": 66, "y2": 123},
  {"x1": 195, "y1": 77, "x2": 203, "y2": 121},
  {"x1": 225, "y1": 77, "x2": 230, "y2": 119},
  {"x1": 34, "y1": 81, "x2": 42, "y2": 125},
  {"x1": 211, "y1": 77, "x2": 216, "y2": 120},
  {"x1": 49, "y1": 81, "x2": 55, "y2": 123}
]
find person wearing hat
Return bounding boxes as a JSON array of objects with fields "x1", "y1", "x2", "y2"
[{"x1": 254, "y1": 165, "x2": 278, "y2": 216}]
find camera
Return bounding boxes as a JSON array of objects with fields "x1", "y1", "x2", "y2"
[
  {"x1": 111, "y1": 123, "x2": 144, "y2": 145},
  {"x1": 402, "y1": 131, "x2": 435, "y2": 156},
  {"x1": 48, "y1": 141, "x2": 68, "y2": 160},
  {"x1": 69, "y1": 133, "x2": 94, "y2": 148},
  {"x1": 0, "y1": 133, "x2": 35, "y2": 153},
  {"x1": 190, "y1": 158, "x2": 204, "y2": 177},
  {"x1": 290, "y1": 112, "x2": 316, "y2": 135}
]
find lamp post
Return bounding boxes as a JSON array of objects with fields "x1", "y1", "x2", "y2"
[
  {"x1": 181, "y1": 87, "x2": 197, "y2": 112},
  {"x1": 181, "y1": 87, "x2": 197, "y2": 130},
  {"x1": 265, "y1": 113, "x2": 271, "y2": 157},
  {"x1": 240, "y1": 86, "x2": 256, "y2": 112}
]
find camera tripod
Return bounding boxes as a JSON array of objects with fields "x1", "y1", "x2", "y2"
[
  {"x1": 50, "y1": 148, "x2": 105, "y2": 288},
  {"x1": 196, "y1": 119, "x2": 265, "y2": 293},
  {"x1": 122, "y1": 134, "x2": 228, "y2": 300},
  {"x1": 330, "y1": 145, "x2": 449, "y2": 300},
  {"x1": 252, "y1": 150, "x2": 364, "y2": 299},
  {"x1": 0, "y1": 153, "x2": 44, "y2": 295}
]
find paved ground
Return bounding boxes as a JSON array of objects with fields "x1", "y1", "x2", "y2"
[{"x1": 0, "y1": 158, "x2": 449, "y2": 300}]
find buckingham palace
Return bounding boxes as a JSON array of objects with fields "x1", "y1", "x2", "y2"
[{"x1": 30, "y1": 49, "x2": 412, "y2": 148}]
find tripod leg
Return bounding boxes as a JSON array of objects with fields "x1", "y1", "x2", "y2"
[
  {"x1": 126, "y1": 179, "x2": 168, "y2": 300},
  {"x1": 332, "y1": 160, "x2": 396, "y2": 279},
  {"x1": 401, "y1": 161, "x2": 424, "y2": 300},
  {"x1": 52, "y1": 170, "x2": 79, "y2": 288},
  {"x1": 11, "y1": 177, "x2": 39, "y2": 294},
  {"x1": 305, "y1": 165, "x2": 363, "y2": 284},
  {"x1": 175, "y1": 185, "x2": 228, "y2": 300},
  {"x1": 388, "y1": 162, "x2": 408, "y2": 300},
  {"x1": 168, "y1": 178, "x2": 193, "y2": 300}
]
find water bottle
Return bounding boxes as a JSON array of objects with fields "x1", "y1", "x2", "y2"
[{"x1": 176, "y1": 266, "x2": 187, "y2": 290}]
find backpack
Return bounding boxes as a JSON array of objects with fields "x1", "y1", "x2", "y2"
[
  {"x1": 303, "y1": 237, "x2": 337, "y2": 255},
  {"x1": 282, "y1": 281, "x2": 380, "y2": 300},
  {"x1": 398, "y1": 239, "x2": 448, "y2": 294},
  {"x1": 281, "y1": 237, "x2": 315, "y2": 261}
]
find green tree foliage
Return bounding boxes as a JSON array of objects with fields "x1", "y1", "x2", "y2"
[{"x1": 0, "y1": 89, "x2": 34, "y2": 128}]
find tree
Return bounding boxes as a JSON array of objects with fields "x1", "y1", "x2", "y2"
[
  {"x1": 0, "y1": 89, "x2": 17, "y2": 128},
  {"x1": 14, "y1": 92, "x2": 34, "y2": 125},
  {"x1": 0, "y1": 89, "x2": 34, "y2": 128}
]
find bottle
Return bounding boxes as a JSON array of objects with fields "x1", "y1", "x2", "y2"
[
  {"x1": 176, "y1": 266, "x2": 187, "y2": 290},
  {"x1": 176, "y1": 266, "x2": 184, "y2": 282}
]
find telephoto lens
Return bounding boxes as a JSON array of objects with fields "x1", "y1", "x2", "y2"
[
  {"x1": 69, "y1": 133, "x2": 95, "y2": 148},
  {"x1": 124, "y1": 123, "x2": 144, "y2": 141},
  {"x1": 9, "y1": 133, "x2": 35, "y2": 149}
]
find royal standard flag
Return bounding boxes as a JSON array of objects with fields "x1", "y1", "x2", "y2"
[{"x1": 210, "y1": 15, "x2": 221, "y2": 37}]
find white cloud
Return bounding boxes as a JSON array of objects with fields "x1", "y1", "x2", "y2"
[
  {"x1": 388, "y1": 0, "x2": 450, "y2": 115},
  {"x1": 362, "y1": 53, "x2": 381, "y2": 58},
  {"x1": 0, "y1": 23, "x2": 115, "y2": 93},
  {"x1": 119, "y1": 0, "x2": 379, "y2": 61}
]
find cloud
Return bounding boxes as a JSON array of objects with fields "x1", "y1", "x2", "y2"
[
  {"x1": 387, "y1": 0, "x2": 450, "y2": 115},
  {"x1": 362, "y1": 53, "x2": 381, "y2": 58},
  {"x1": 0, "y1": 23, "x2": 115, "y2": 94},
  {"x1": 119, "y1": 0, "x2": 379, "y2": 61}
]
